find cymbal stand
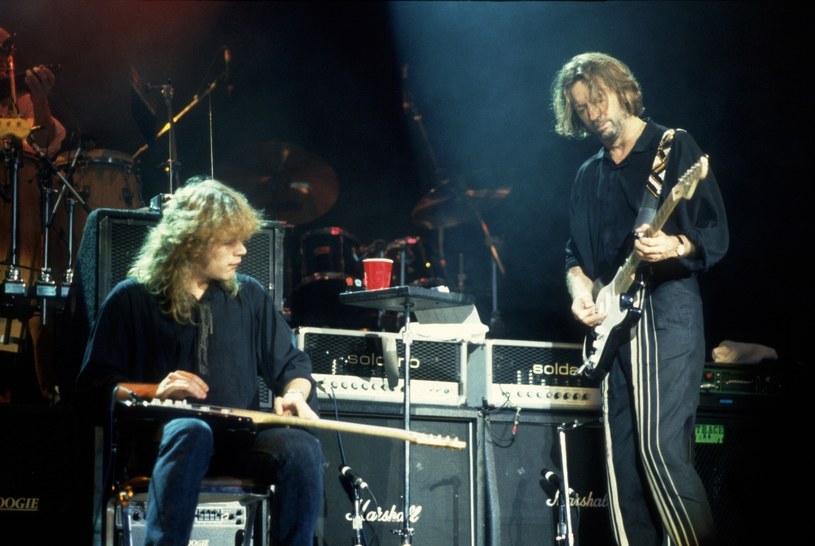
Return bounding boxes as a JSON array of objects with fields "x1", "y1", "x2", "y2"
[
  {"x1": 45, "y1": 140, "x2": 84, "y2": 298},
  {"x1": 1, "y1": 42, "x2": 26, "y2": 297},
  {"x1": 1, "y1": 141, "x2": 26, "y2": 297},
  {"x1": 26, "y1": 137, "x2": 91, "y2": 323},
  {"x1": 402, "y1": 64, "x2": 450, "y2": 284}
]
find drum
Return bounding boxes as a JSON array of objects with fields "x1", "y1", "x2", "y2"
[
  {"x1": 385, "y1": 235, "x2": 443, "y2": 287},
  {"x1": 0, "y1": 151, "x2": 47, "y2": 287},
  {"x1": 51, "y1": 149, "x2": 143, "y2": 273},
  {"x1": 290, "y1": 272, "x2": 375, "y2": 329},
  {"x1": 298, "y1": 227, "x2": 362, "y2": 279}
]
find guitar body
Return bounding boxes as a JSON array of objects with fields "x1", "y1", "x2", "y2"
[
  {"x1": 580, "y1": 275, "x2": 644, "y2": 381},
  {"x1": 573, "y1": 155, "x2": 709, "y2": 382}
]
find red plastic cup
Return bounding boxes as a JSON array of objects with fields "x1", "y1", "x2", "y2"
[{"x1": 363, "y1": 258, "x2": 393, "y2": 290}]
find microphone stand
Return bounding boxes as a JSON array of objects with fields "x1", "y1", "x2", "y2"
[
  {"x1": 339, "y1": 467, "x2": 367, "y2": 546},
  {"x1": 556, "y1": 421, "x2": 576, "y2": 546},
  {"x1": 351, "y1": 484, "x2": 365, "y2": 546},
  {"x1": 153, "y1": 81, "x2": 180, "y2": 194}
]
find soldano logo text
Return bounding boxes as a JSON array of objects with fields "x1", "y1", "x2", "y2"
[
  {"x1": 343, "y1": 353, "x2": 421, "y2": 370},
  {"x1": 531, "y1": 362, "x2": 581, "y2": 377}
]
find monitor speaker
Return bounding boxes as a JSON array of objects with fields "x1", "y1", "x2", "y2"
[{"x1": 314, "y1": 409, "x2": 479, "y2": 546}]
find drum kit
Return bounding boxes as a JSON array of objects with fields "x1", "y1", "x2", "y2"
[
  {"x1": 2, "y1": 47, "x2": 511, "y2": 346},
  {"x1": 0, "y1": 141, "x2": 144, "y2": 325},
  {"x1": 279, "y1": 173, "x2": 511, "y2": 330}
]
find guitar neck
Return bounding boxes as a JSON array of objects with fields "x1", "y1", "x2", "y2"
[
  {"x1": 611, "y1": 156, "x2": 706, "y2": 295},
  {"x1": 119, "y1": 400, "x2": 467, "y2": 451},
  {"x1": 230, "y1": 408, "x2": 466, "y2": 450},
  {"x1": 612, "y1": 195, "x2": 682, "y2": 294}
]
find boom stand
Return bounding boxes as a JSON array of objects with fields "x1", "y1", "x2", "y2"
[
  {"x1": 556, "y1": 422, "x2": 576, "y2": 546},
  {"x1": 338, "y1": 286, "x2": 474, "y2": 544}
]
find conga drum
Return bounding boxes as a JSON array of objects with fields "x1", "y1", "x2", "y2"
[{"x1": 50, "y1": 148, "x2": 144, "y2": 275}]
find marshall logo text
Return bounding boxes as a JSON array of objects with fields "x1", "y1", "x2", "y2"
[{"x1": 344, "y1": 500, "x2": 423, "y2": 524}]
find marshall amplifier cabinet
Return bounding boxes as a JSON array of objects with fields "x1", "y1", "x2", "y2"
[
  {"x1": 295, "y1": 327, "x2": 468, "y2": 406},
  {"x1": 467, "y1": 339, "x2": 601, "y2": 411}
]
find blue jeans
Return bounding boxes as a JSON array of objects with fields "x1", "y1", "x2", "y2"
[{"x1": 143, "y1": 418, "x2": 324, "y2": 546}]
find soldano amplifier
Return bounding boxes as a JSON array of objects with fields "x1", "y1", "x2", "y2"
[
  {"x1": 467, "y1": 339, "x2": 601, "y2": 411},
  {"x1": 295, "y1": 327, "x2": 468, "y2": 406}
]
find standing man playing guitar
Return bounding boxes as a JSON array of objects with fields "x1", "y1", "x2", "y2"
[{"x1": 551, "y1": 52, "x2": 728, "y2": 545}]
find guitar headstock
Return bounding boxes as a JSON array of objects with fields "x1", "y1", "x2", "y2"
[
  {"x1": 0, "y1": 117, "x2": 33, "y2": 139},
  {"x1": 412, "y1": 432, "x2": 467, "y2": 451},
  {"x1": 672, "y1": 154, "x2": 708, "y2": 201}
]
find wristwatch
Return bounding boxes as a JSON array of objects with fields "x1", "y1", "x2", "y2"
[{"x1": 675, "y1": 235, "x2": 686, "y2": 258}]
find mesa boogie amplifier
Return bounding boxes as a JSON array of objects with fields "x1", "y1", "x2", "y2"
[
  {"x1": 296, "y1": 327, "x2": 468, "y2": 406},
  {"x1": 467, "y1": 339, "x2": 601, "y2": 411}
]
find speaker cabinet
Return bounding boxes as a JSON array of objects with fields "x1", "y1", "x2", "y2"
[
  {"x1": 74, "y1": 208, "x2": 289, "y2": 326},
  {"x1": 314, "y1": 407, "x2": 479, "y2": 546},
  {"x1": 483, "y1": 410, "x2": 613, "y2": 546},
  {"x1": 694, "y1": 406, "x2": 799, "y2": 545},
  {"x1": 0, "y1": 405, "x2": 94, "y2": 544}
]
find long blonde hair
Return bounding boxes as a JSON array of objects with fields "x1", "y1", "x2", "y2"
[{"x1": 129, "y1": 177, "x2": 263, "y2": 323}]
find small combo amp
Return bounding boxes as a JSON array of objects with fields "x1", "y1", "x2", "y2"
[
  {"x1": 467, "y1": 338, "x2": 601, "y2": 411},
  {"x1": 116, "y1": 501, "x2": 256, "y2": 545},
  {"x1": 296, "y1": 327, "x2": 468, "y2": 406}
]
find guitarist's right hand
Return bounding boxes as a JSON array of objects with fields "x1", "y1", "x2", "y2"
[
  {"x1": 567, "y1": 266, "x2": 607, "y2": 327},
  {"x1": 572, "y1": 293, "x2": 606, "y2": 327}
]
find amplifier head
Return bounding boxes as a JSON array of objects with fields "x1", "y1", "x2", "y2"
[
  {"x1": 467, "y1": 339, "x2": 601, "y2": 411},
  {"x1": 296, "y1": 327, "x2": 467, "y2": 406}
]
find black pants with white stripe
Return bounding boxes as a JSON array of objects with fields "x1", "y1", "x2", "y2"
[{"x1": 603, "y1": 278, "x2": 716, "y2": 546}]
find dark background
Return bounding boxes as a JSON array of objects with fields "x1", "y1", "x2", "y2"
[{"x1": 3, "y1": 1, "x2": 805, "y2": 380}]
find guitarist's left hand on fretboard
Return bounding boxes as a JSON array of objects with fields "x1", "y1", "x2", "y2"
[{"x1": 632, "y1": 227, "x2": 686, "y2": 263}]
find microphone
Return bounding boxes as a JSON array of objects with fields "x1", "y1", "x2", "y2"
[
  {"x1": 542, "y1": 469, "x2": 562, "y2": 489},
  {"x1": 339, "y1": 464, "x2": 368, "y2": 490}
]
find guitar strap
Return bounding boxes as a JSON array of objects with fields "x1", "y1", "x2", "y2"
[{"x1": 634, "y1": 128, "x2": 676, "y2": 228}]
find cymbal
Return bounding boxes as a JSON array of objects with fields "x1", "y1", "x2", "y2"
[
  {"x1": 411, "y1": 186, "x2": 511, "y2": 230},
  {"x1": 223, "y1": 141, "x2": 339, "y2": 225}
]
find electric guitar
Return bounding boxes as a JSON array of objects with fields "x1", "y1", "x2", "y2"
[
  {"x1": 574, "y1": 155, "x2": 709, "y2": 381},
  {"x1": 118, "y1": 399, "x2": 467, "y2": 451}
]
